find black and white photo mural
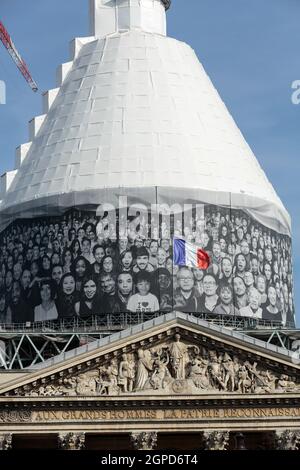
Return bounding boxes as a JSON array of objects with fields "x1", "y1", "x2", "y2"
[{"x1": 0, "y1": 191, "x2": 295, "y2": 327}]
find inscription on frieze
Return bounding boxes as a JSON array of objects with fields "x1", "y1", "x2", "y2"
[
  {"x1": 23, "y1": 408, "x2": 300, "y2": 422},
  {"x1": 0, "y1": 408, "x2": 300, "y2": 423}
]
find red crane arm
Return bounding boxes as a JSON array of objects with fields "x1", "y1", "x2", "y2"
[{"x1": 0, "y1": 20, "x2": 38, "y2": 92}]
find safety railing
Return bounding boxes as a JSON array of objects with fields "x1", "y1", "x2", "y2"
[{"x1": 0, "y1": 312, "x2": 294, "y2": 334}]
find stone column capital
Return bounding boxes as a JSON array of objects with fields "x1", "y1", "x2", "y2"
[
  {"x1": 58, "y1": 432, "x2": 85, "y2": 450},
  {"x1": 0, "y1": 434, "x2": 12, "y2": 451},
  {"x1": 203, "y1": 431, "x2": 230, "y2": 451},
  {"x1": 130, "y1": 432, "x2": 158, "y2": 451},
  {"x1": 275, "y1": 429, "x2": 300, "y2": 450}
]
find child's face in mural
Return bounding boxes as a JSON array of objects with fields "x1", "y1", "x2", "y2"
[
  {"x1": 220, "y1": 287, "x2": 232, "y2": 305},
  {"x1": 62, "y1": 276, "x2": 75, "y2": 295},
  {"x1": 136, "y1": 280, "x2": 150, "y2": 296}
]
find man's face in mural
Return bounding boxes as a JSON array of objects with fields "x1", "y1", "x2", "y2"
[
  {"x1": 161, "y1": 239, "x2": 170, "y2": 252},
  {"x1": 52, "y1": 253, "x2": 60, "y2": 266},
  {"x1": 135, "y1": 237, "x2": 144, "y2": 248},
  {"x1": 244, "y1": 271, "x2": 254, "y2": 287},
  {"x1": 268, "y1": 286, "x2": 277, "y2": 307},
  {"x1": 212, "y1": 242, "x2": 221, "y2": 258},
  {"x1": 21, "y1": 270, "x2": 31, "y2": 288},
  {"x1": 82, "y1": 239, "x2": 91, "y2": 254},
  {"x1": 240, "y1": 241, "x2": 249, "y2": 256},
  {"x1": 42, "y1": 257, "x2": 51, "y2": 271},
  {"x1": 219, "y1": 238, "x2": 227, "y2": 252},
  {"x1": 256, "y1": 276, "x2": 266, "y2": 294},
  {"x1": 101, "y1": 275, "x2": 115, "y2": 295},
  {"x1": 149, "y1": 241, "x2": 158, "y2": 255},
  {"x1": 265, "y1": 247, "x2": 272, "y2": 262},
  {"x1": 158, "y1": 273, "x2": 171, "y2": 290},
  {"x1": 119, "y1": 239, "x2": 128, "y2": 252},
  {"x1": 249, "y1": 289, "x2": 260, "y2": 311},
  {"x1": 178, "y1": 269, "x2": 194, "y2": 293},
  {"x1": 11, "y1": 282, "x2": 21, "y2": 304},
  {"x1": 250, "y1": 258, "x2": 259, "y2": 274},
  {"x1": 5, "y1": 271, "x2": 13, "y2": 288},
  {"x1": 7, "y1": 255, "x2": 13, "y2": 270},
  {"x1": 193, "y1": 268, "x2": 204, "y2": 282},
  {"x1": 264, "y1": 263, "x2": 272, "y2": 281},
  {"x1": 136, "y1": 255, "x2": 148, "y2": 270},
  {"x1": 200, "y1": 232, "x2": 209, "y2": 247},
  {"x1": 13, "y1": 263, "x2": 22, "y2": 280},
  {"x1": 203, "y1": 275, "x2": 217, "y2": 296},
  {"x1": 157, "y1": 248, "x2": 167, "y2": 265},
  {"x1": 42, "y1": 236, "x2": 49, "y2": 247},
  {"x1": 52, "y1": 266, "x2": 63, "y2": 285},
  {"x1": 117, "y1": 273, "x2": 133, "y2": 296},
  {"x1": 237, "y1": 227, "x2": 244, "y2": 241}
]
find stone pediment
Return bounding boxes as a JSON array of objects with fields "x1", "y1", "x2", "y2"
[{"x1": 0, "y1": 313, "x2": 299, "y2": 398}]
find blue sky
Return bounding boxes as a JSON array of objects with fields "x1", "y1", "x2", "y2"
[{"x1": 0, "y1": 0, "x2": 299, "y2": 323}]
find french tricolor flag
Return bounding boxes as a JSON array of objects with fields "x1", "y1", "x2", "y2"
[{"x1": 173, "y1": 238, "x2": 210, "y2": 270}]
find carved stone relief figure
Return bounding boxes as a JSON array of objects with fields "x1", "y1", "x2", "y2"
[
  {"x1": 135, "y1": 349, "x2": 153, "y2": 391},
  {"x1": 188, "y1": 357, "x2": 210, "y2": 390},
  {"x1": 118, "y1": 353, "x2": 136, "y2": 393},
  {"x1": 98, "y1": 358, "x2": 119, "y2": 395}
]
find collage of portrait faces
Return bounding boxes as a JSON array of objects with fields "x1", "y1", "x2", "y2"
[{"x1": 0, "y1": 205, "x2": 295, "y2": 327}]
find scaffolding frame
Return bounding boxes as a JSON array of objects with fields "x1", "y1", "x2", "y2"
[{"x1": 0, "y1": 313, "x2": 298, "y2": 370}]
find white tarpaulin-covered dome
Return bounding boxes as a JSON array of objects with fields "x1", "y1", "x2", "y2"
[{"x1": 0, "y1": 0, "x2": 290, "y2": 234}]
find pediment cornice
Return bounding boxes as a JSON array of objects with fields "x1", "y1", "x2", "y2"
[{"x1": 1, "y1": 316, "x2": 299, "y2": 399}]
